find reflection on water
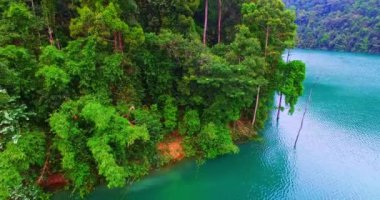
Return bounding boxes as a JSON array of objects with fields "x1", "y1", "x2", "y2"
[{"x1": 55, "y1": 49, "x2": 380, "y2": 200}]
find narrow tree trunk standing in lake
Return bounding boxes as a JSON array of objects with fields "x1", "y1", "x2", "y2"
[
  {"x1": 277, "y1": 49, "x2": 291, "y2": 121},
  {"x1": 203, "y1": 0, "x2": 209, "y2": 46},
  {"x1": 217, "y1": 0, "x2": 222, "y2": 43},
  {"x1": 276, "y1": 93, "x2": 283, "y2": 121},
  {"x1": 252, "y1": 86, "x2": 261, "y2": 128},
  {"x1": 293, "y1": 88, "x2": 313, "y2": 150}
]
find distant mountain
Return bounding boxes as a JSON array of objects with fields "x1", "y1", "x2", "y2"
[{"x1": 284, "y1": 0, "x2": 380, "y2": 53}]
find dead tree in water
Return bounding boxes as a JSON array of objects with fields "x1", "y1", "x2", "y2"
[
  {"x1": 277, "y1": 49, "x2": 291, "y2": 121},
  {"x1": 293, "y1": 87, "x2": 313, "y2": 150}
]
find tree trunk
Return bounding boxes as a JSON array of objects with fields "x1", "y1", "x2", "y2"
[
  {"x1": 31, "y1": 0, "x2": 42, "y2": 46},
  {"x1": 276, "y1": 93, "x2": 283, "y2": 121},
  {"x1": 48, "y1": 27, "x2": 54, "y2": 46},
  {"x1": 252, "y1": 86, "x2": 261, "y2": 128},
  {"x1": 118, "y1": 31, "x2": 123, "y2": 52},
  {"x1": 277, "y1": 50, "x2": 291, "y2": 121},
  {"x1": 203, "y1": 0, "x2": 209, "y2": 46},
  {"x1": 264, "y1": 26, "x2": 269, "y2": 59},
  {"x1": 217, "y1": 0, "x2": 222, "y2": 43},
  {"x1": 56, "y1": 38, "x2": 61, "y2": 50},
  {"x1": 293, "y1": 88, "x2": 313, "y2": 149},
  {"x1": 114, "y1": 32, "x2": 118, "y2": 51}
]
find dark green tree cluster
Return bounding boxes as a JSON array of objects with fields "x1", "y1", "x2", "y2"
[
  {"x1": 284, "y1": 0, "x2": 380, "y2": 53},
  {"x1": 0, "y1": 0, "x2": 305, "y2": 198}
]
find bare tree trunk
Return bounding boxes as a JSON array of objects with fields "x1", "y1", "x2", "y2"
[
  {"x1": 276, "y1": 93, "x2": 283, "y2": 121},
  {"x1": 48, "y1": 27, "x2": 54, "y2": 46},
  {"x1": 276, "y1": 49, "x2": 291, "y2": 121},
  {"x1": 252, "y1": 86, "x2": 261, "y2": 128},
  {"x1": 293, "y1": 88, "x2": 313, "y2": 149},
  {"x1": 203, "y1": 0, "x2": 209, "y2": 46},
  {"x1": 264, "y1": 26, "x2": 269, "y2": 59},
  {"x1": 114, "y1": 32, "x2": 118, "y2": 52},
  {"x1": 217, "y1": 0, "x2": 222, "y2": 43},
  {"x1": 56, "y1": 38, "x2": 61, "y2": 49},
  {"x1": 286, "y1": 49, "x2": 291, "y2": 63},
  {"x1": 118, "y1": 31, "x2": 123, "y2": 52},
  {"x1": 30, "y1": 0, "x2": 42, "y2": 46}
]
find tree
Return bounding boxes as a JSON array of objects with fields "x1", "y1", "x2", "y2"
[
  {"x1": 217, "y1": 0, "x2": 222, "y2": 43},
  {"x1": 203, "y1": 0, "x2": 209, "y2": 45},
  {"x1": 0, "y1": 0, "x2": 304, "y2": 198},
  {"x1": 69, "y1": 2, "x2": 144, "y2": 52},
  {"x1": 49, "y1": 96, "x2": 149, "y2": 195},
  {"x1": 278, "y1": 60, "x2": 306, "y2": 114},
  {"x1": 0, "y1": 2, "x2": 41, "y2": 52},
  {"x1": 242, "y1": 0, "x2": 297, "y2": 63}
]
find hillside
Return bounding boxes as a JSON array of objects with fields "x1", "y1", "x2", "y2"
[
  {"x1": 284, "y1": 0, "x2": 380, "y2": 53},
  {"x1": 0, "y1": 0, "x2": 305, "y2": 198}
]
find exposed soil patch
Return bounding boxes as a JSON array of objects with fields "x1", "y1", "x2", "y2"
[{"x1": 157, "y1": 132, "x2": 185, "y2": 162}]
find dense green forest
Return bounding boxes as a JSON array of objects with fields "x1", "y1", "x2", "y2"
[
  {"x1": 284, "y1": 0, "x2": 380, "y2": 53},
  {"x1": 0, "y1": 0, "x2": 305, "y2": 199}
]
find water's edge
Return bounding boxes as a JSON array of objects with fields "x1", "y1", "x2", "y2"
[{"x1": 55, "y1": 49, "x2": 380, "y2": 200}]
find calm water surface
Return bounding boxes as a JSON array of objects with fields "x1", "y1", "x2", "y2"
[{"x1": 56, "y1": 49, "x2": 380, "y2": 199}]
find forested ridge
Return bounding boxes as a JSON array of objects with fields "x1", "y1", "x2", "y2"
[
  {"x1": 0, "y1": 0, "x2": 305, "y2": 198},
  {"x1": 284, "y1": 0, "x2": 380, "y2": 53}
]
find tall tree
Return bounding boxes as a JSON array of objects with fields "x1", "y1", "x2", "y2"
[
  {"x1": 276, "y1": 49, "x2": 291, "y2": 121},
  {"x1": 203, "y1": 0, "x2": 209, "y2": 45},
  {"x1": 217, "y1": 0, "x2": 222, "y2": 43},
  {"x1": 242, "y1": 0, "x2": 297, "y2": 64}
]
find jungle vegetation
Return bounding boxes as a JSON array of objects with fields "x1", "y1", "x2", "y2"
[
  {"x1": 0, "y1": 0, "x2": 305, "y2": 198},
  {"x1": 284, "y1": 0, "x2": 380, "y2": 53}
]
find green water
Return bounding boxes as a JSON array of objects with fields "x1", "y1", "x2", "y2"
[{"x1": 56, "y1": 49, "x2": 380, "y2": 199}]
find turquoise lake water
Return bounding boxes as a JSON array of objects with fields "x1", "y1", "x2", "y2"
[{"x1": 56, "y1": 49, "x2": 380, "y2": 199}]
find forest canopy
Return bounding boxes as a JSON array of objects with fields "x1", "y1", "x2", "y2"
[
  {"x1": 0, "y1": 0, "x2": 305, "y2": 198},
  {"x1": 284, "y1": 0, "x2": 380, "y2": 53}
]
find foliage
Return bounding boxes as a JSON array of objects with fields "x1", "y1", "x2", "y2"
[
  {"x1": 196, "y1": 123, "x2": 238, "y2": 160},
  {"x1": 277, "y1": 60, "x2": 306, "y2": 114},
  {"x1": 0, "y1": 131, "x2": 46, "y2": 199},
  {"x1": 0, "y1": 0, "x2": 305, "y2": 198},
  {"x1": 0, "y1": 2, "x2": 41, "y2": 51},
  {"x1": 284, "y1": 0, "x2": 380, "y2": 53},
  {"x1": 180, "y1": 110, "x2": 201, "y2": 135},
  {"x1": 0, "y1": 89, "x2": 34, "y2": 150},
  {"x1": 49, "y1": 96, "x2": 149, "y2": 194}
]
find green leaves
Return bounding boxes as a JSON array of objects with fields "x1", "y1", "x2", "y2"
[
  {"x1": 278, "y1": 60, "x2": 306, "y2": 114},
  {"x1": 49, "y1": 97, "x2": 149, "y2": 191},
  {"x1": 70, "y1": 2, "x2": 144, "y2": 50},
  {"x1": 0, "y1": 2, "x2": 40, "y2": 51},
  {"x1": 0, "y1": 90, "x2": 35, "y2": 149},
  {"x1": 36, "y1": 65, "x2": 70, "y2": 91},
  {"x1": 160, "y1": 95, "x2": 178, "y2": 133},
  {"x1": 196, "y1": 123, "x2": 238, "y2": 160},
  {"x1": 0, "y1": 0, "x2": 304, "y2": 197},
  {"x1": 87, "y1": 137, "x2": 127, "y2": 188},
  {"x1": 0, "y1": 131, "x2": 45, "y2": 199},
  {"x1": 286, "y1": 0, "x2": 380, "y2": 53},
  {"x1": 180, "y1": 110, "x2": 200, "y2": 136},
  {"x1": 242, "y1": 0, "x2": 297, "y2": 54}
]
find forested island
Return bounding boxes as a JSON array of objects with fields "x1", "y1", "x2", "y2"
[
  {"x1": 284, "y1": 0, "x2": 380, "y2": 53},
  {"x1": 0, "y1": 0, "x2": 306, "y2": 199}
]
